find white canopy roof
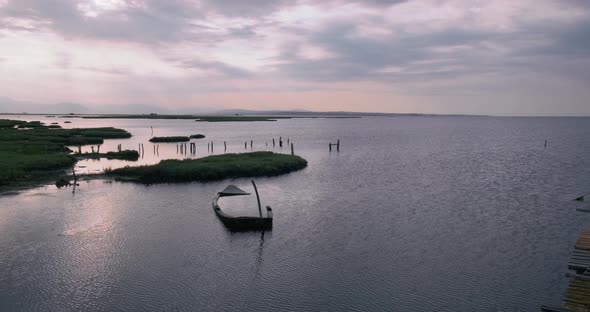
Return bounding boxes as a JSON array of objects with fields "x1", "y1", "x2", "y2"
[{"x1": 219, "y1": 185, "x2": 251, "y2": 196}]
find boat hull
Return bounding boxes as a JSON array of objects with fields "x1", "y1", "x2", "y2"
[{"x1": 212, "y1": 194, "x2": 272, "y2": 231}]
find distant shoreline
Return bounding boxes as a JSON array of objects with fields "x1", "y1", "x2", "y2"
[{"x1": 1, "y1": 112, "x2": 589, "y2": 118}]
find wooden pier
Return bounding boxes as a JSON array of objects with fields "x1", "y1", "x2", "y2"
[{"x1": 542, "y1": 230, "x2": 590, "y2": 312}]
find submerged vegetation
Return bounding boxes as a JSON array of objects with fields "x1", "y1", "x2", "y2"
[
  {"x1": 106, "y1": 151, "x2": 308, "y2": 184},
  {"x1": 0, "y1": 119, "x2": 132, "y2": 188},
  {"x1": 149, "y1": 136, "x2": 190, "y2": 143}
]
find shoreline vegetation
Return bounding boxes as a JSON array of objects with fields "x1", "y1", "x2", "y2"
[
  {"x1": 149, "y1": 136, "x2": 190, "y2": 143},
  {"x1": 0, "y1": 119, "x2": 309, "y2": 192},
  {"x1": 0, "y1": 119, "x2": 132, "y2": 189},
  {"x1": 189, "y1": 134, "x2": 205, "y2": 139},
  {"x1": 106, "y1": 151, "x2": 308, "y2": 184}
]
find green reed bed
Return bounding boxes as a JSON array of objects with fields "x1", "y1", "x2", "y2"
[
  {"x1": 0, "y1": 119, "x2": 132, "y2": 188},
  {"x1": 149, "y1": 136, "x2": 190, "y2": 143},
  {"x1": 106, "y1": 151, "x2": 308, "y2": 184}
]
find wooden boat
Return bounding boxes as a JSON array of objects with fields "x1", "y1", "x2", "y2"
[{"x1": 212, "y1": 181, "x2": 272, "y2": 231}]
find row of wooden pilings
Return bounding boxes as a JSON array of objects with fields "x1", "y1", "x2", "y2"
[
  {"x1": 74, "y1": 137, "x2": 341, "y2": 157},
  {"x1": 172, "y1": 138, "x2": 299, "y2": 156}
]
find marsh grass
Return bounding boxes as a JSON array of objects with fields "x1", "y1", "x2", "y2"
[
  {"x1": 149, "y1": 136, "x2": 190, "y2": 143},
  {"x1": 0, "y1": 119, "x2": 132, "y2": 187},
  {"x1": 106, "y1": 151, "x2": 308, "y2": 184}
]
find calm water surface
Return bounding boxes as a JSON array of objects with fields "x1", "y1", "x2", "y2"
[{"x1": 1, "y1": 116, "x2": 590, "y2": 311}]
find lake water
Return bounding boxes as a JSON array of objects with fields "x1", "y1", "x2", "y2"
[{"x1": 1, "y1": 115, "x2": 590, "y2": 311}]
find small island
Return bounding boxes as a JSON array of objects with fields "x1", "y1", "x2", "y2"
[
  {"x1": 149, "y1": 136, "x2": 190, "y2": 143},
  {"x1": 106, "y1": 151, "x2": 308, "y2": 184}
]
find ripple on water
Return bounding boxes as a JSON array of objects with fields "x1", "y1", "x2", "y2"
[{"x1": 0, "y1": 116, "x2": 589, "y2": 311}]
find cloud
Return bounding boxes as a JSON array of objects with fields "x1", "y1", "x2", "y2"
[
  {"x1": 0, "y1": 0, "x2": 203, "y2": 43},
  {"x1": 176, "y1": 58, "x2": 252, "y2": 78},
  {"x1": 0, "y1": 0, "x2": 589, "y2": 115}
]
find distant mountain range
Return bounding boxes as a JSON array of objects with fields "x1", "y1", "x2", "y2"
[
  {"x1": 0, "y1": 97, "x2": 178, "y2": 114},
  {"x1": 0, "y1": 97, "x2": 480, "y2": 117}
]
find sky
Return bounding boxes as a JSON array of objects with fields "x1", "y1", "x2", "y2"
[{"x1": 0, "y1": 0, "x2": 589, "y2": 116}]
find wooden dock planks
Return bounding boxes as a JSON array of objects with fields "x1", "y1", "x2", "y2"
[{"x1": 542, "y1": 230, "x2": 590, "y2": 312}]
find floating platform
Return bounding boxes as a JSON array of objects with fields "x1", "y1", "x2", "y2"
[{"x1": 212, "y1": 184, "x2": 272, "y2": 232}]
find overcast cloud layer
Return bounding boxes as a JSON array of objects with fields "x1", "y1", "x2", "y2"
[{"x1": 1, "y1": 0, "x2": 589, "y2": 115}]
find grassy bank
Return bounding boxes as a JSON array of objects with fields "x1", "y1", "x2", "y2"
[
  {"x1": 106, "y1": 151, "x2": 308, "y2": 184},
  {"x1": 0, "y1": 119, "x2": 132, "y2": 188},
  {"x1": 149, "y1": 136, "x2": 190, "y2": 143}
]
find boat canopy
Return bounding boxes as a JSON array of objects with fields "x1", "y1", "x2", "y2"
[{"x1": 219, "y1": 185, "x2": 251, "y2": 196}]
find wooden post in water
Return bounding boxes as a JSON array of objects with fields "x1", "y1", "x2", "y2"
[
  {"x1": 211, "y1": 142, "x2": 213, "y2": 153},
  {"x1": 252, "y1": 180, "x2": 263, "y2": 219},
  {"x1": 329, "y1": 143, "x2": 331, "y2": 151},
  {"x1": 337, "y1": 139, "x2": 340, "y2": 151},
  {"x1": 273, "y1": 138, "x2": 275, "y2": 147},
  {"x1": 91, "y1": 146, "x2": 95, "y2": 153},
  {"x1": 78, "y1": 145, "x2": 82, "y2": 154},
  {"x1": 287, "y1": 138, "x2": 290, "y2": 145},
  {"x1": 224, "y1": 141, "x2": 227, "y2": 152},
  {"x1": 279, "y1": 136, "x2": 282, "y2": 148},
  {"x1": 544, "y1": 139, "x2": 547, "y2": 148},
  {"x1": 291, "y1": 143, "x2": 294, "y2": 155},
  {"x1": 71, "y1": 163, "x2": 77, "y2": 194},
  {"x1": 251, "y1": 140, "x2": 253, "y2": 148},
  {"x1": 245, "y1": 142, "x2": 247, "y2": 149},
  {"x1": 157, "y1": 144, "x2": 159, "y2": 155}
]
